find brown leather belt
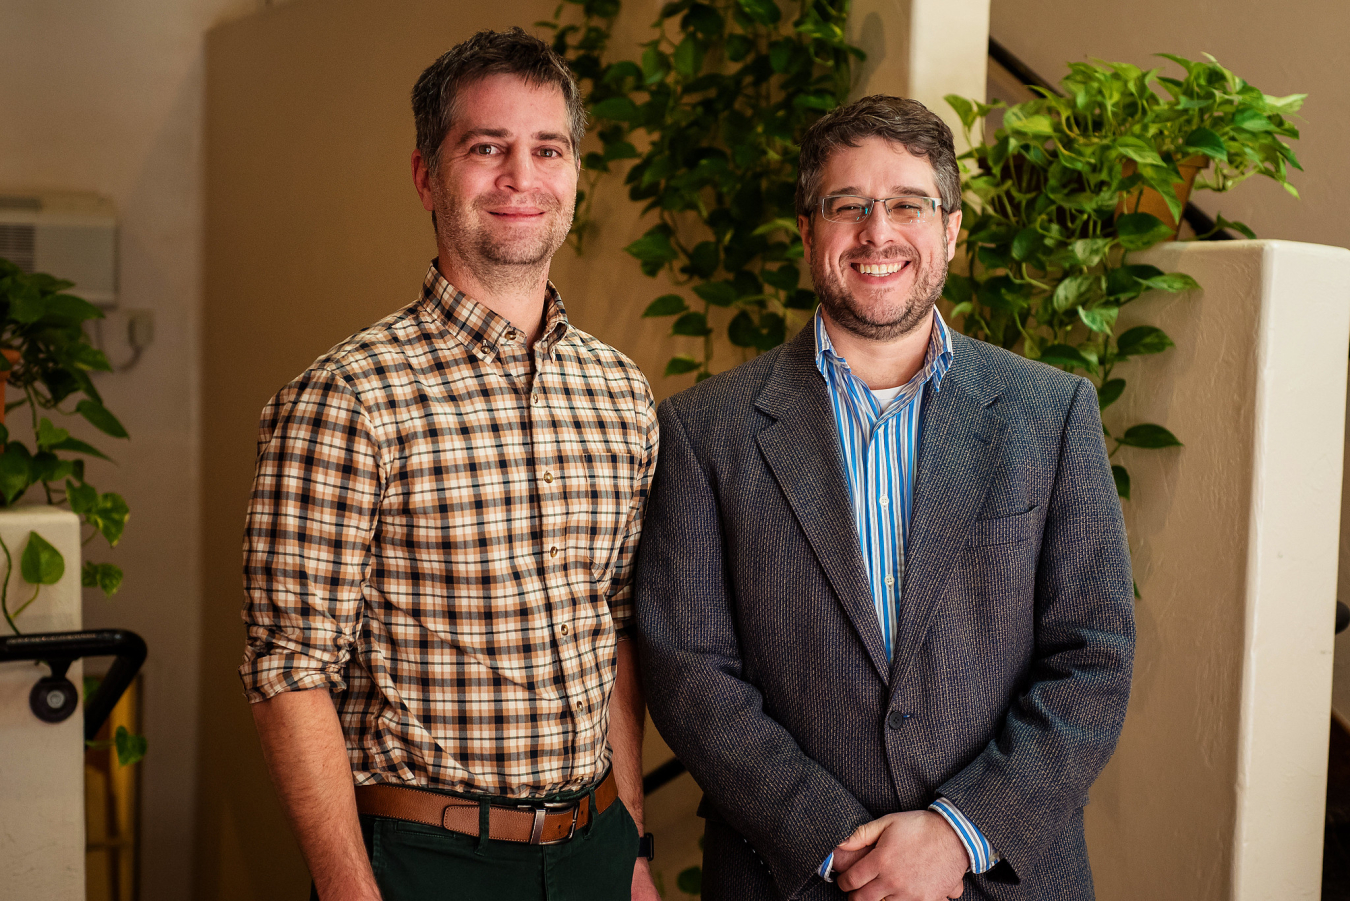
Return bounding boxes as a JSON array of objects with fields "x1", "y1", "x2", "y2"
[{"x1": 353, "y1": 770, "x2": 618, "y2": 845}]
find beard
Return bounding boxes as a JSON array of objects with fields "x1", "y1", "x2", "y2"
[
  {"x1": 434, "y1": 186, "x2": 574, "y2": 282},
  {"x1": 811, "y1": 235, "x2": 949, "y2": 342}
]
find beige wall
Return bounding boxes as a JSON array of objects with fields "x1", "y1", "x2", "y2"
[{"x1": 0, "y1": 1, "x2": 254, "y2": 898}]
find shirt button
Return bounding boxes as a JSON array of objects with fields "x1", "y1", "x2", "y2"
[
  {"x1": 479, "y1": 343, "x2": 490, "y2": 355},
  {"x1": 575, "y1": 700, "x2": 584, "y2": 711},
  {"x1": 531, "y1": 394, "x2": 541, "y2": 405},
  {"x1": 884, "y1": 575, "x2": 895, "y2": 587},
  {"x1": 879, "y1": 496, "x2": 889, "y2": 507},
  {"x1": 550, "y1": 546, "x2": 559, "y2": 558},
  {"x1": 560, "y1": 624, "x2": 570, "y2": 636},
  {"x1": 543, "y1": 471, "x2": 554, "y2": 483},
  {"x1": 887, "y1": 711, "x2": 910, "y2": 730}
]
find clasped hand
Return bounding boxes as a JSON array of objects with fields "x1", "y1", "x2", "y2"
[{"x1": 829, "y1": 810, "x2": 968, "y2": 901}]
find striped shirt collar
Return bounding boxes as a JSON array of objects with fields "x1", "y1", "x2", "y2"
[
  {"x1": 422, "y1": 261, "x2": 570, "y2": 357},
  {"x1": 813, "y1": 305, "x2": 955, "y2": 406}
]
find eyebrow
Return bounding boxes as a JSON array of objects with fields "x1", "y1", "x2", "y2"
[
  {"x1": 457, "y1": 127, "x2": 573, "y2": 147},
  {"x1": 828, "y1": 185, "x2": 937, "y2": 198}
]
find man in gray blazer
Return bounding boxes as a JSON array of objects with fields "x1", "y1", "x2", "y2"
[{"x1": 635, "y1": 95, "x2": 1135, "y2": 901}]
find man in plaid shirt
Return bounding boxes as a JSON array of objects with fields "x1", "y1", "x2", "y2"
[{"x1": 240, "y1": 29, "x2": 659, "y2": 901}]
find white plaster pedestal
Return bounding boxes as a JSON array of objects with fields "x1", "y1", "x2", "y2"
[
  {"x1": 1085, "y1": 240, "x2": 1350, "y2": 901},
  {"x1": 0, "y1": 507, "x2": 85, "y2": 899}
]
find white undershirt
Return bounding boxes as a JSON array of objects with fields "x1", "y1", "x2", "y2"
[{"x1": 869, "y1": 385, "x2": 904, "y2": 410}]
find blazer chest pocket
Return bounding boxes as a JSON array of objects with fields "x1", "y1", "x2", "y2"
[{"x1": 968, "y1": 505, "x2": 1039, "y2": 547}]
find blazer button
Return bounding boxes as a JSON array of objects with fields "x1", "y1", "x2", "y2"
[{"x1": 887, "y1": 711, "x2": 910, "y2": 730}]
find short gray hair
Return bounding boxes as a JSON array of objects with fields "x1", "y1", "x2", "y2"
[
  {"x1": 796, "y1": 95, "x2": 960, "y2": 221},
  {"x1": 411, "y1": 28, "x2": 586, "y2": 175}
]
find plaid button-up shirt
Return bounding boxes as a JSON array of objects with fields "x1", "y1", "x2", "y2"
[{"x1": 240, "y1": 264, "x2": 657, "y2": 798}]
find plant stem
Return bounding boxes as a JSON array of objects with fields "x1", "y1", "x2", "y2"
[{"x1": 0, "y1": 533, "x2": 17, "y2": 635}]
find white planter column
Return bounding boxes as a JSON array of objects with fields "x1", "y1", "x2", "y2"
[
  {"x1": 0, "y1": 507, "x2": 85, "y2": 900},
  {"x1": 1086, "y1": 240, "x2": 1350, "y2": 901},
  {"x1": 845, "y1": 0, "x2": 990, "y2": 152}
]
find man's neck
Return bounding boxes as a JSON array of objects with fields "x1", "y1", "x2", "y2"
[
  {"x1": 822, "y1": 309, "x2": 934, "y2": 391},
  {"x1": 436, "y1": 251, "x2": 551, "y2": 347}
]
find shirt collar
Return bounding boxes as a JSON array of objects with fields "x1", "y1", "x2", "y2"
[
  {"x1": 420, "y1": 261, "x2": 570, "y2": 359},
  {"x1": 813, "y1": 305, "x2": 954, "y2": 395}
]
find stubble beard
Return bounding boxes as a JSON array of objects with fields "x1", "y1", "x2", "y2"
[
  {"x1": 435, "y1": 185, "x2": 575, "y2": 291},
  {"x1": 811, "y1": 233, "x2": 949, "y2": 342}
]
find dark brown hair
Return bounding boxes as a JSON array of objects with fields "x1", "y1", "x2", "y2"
[
  {"x1": 796, "y1": 95, "x2": 960, "y2": 220},
  {"x1": 411, "y1": 28, "x2": 585, "y2": 175}
]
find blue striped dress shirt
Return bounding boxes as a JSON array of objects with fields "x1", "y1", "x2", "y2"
[{"x1": 812, "y1": 307, "x2": 998, "y2": 879}]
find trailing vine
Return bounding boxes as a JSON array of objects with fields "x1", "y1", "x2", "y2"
[{"x1": 542, "y1": 0, "x2": 864, "y2": 380}]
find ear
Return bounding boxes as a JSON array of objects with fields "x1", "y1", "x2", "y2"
[
  {"x1": 944, "y1": 207, "x2": 962, "y2": 263},
  {"x1": 798, "y1": 214, "x2": 813, "y2": 257},
  {"x1": 411, "y1": 149, "x2": 436, "y2": 213}
]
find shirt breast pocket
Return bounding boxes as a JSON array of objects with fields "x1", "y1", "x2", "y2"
[
  {"x1": 567, "y1": 450, "x2": 638, "y2": 584},
  {"x1": 967, "y1": 505, "x2": 1040, "y2": 547}
]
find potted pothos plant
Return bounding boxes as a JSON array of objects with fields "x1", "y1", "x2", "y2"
[
  {"x1": 0, "y1": 257, "x2": 129, "y2": 635},
  {"x1": 943, "y1": 54, "x2": 1303, "y2": 500}
]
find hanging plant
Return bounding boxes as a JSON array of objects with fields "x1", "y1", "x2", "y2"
[
  {"x1": 944, "y1": 54, "x2": 1303, "y2": 499},
  {"x1": 0, "y1": 258, "x2": 130, "y2": 634},
  {"x1": 543, "y1": 0, "x2": 865, "y2": 380}
]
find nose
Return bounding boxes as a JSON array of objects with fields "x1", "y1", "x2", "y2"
[
  {"x1": 857, "y1": 203, "x2": 903, "y2": 246},
  {"x1": 497, "y1": 147, "x2": 537, "y2": 193}
]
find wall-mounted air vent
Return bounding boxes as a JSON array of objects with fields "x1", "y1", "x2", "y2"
[{"x1": 0, "y1": 193, "x2": 117, "y2": 308}]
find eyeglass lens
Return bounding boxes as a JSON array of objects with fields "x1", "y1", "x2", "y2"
[{"x1": 821, "y1": 195, "x2": 939, "y2": 224}]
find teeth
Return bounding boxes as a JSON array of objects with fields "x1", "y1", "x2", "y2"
[{"x1": 857, "y1": 262, "x2": 905, "y2": 276}]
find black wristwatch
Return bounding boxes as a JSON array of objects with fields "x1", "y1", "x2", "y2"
[{"x1": 638, "y1": 832, "x2": 655, "y2": 861}]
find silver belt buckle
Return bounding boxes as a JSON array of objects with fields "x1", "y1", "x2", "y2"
[{"x1": 528, "y1": 800, "x2": 580, "y2": 845}]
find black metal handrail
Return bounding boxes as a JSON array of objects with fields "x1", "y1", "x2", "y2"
[
  {"x1": 987, "y1": 36, "x2": 1233, "y2": 242},
  {"x1": 0, "y1": 629, "x2": 147, "y2": 739}
]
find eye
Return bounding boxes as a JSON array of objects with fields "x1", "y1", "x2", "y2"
[
  {"x1": 538, "y1": 147, "x2": 561, "y2": 159},
  {"x1": 469, "y1": 144, "x2": 499, "y2": 156}
]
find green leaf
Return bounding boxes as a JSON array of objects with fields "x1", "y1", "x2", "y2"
[
  {"x1": 642, "y1": 295, "x2": 687, "y2": 318},
  {"x1": 76, "y1": 400, "x2": 129, "y2": 439},
  {"x1": 35, "y1": 418, "x2": 70, "y2": 451},
  {"x1": 1119, "y1": 423, "x2": 1182, "y2": 449},
  {"x1": 1115, "y1": 212, "x2": 1174, "y2": 250},
  {"x1": 762, "y1": 264, "x2": 799, "y2": 292},
  {"x1": 1112, "y1": 464, "x2": 1131, "y2": 500},
  {"x1": 113, "y1": 725, "x2": 147, "y2": 767},
  {"x1": 677, "y1": 866, "x2": 703, "y2": 896},
  {"x1": 82, "y1": 561, "x2": 123, "y2": 597},
  {"x1": 0, "y1": 446, "x2": 32, "y2": 505},
  {"x1": 727, "y1": 310, "x2": 760, "y2": 347},
  {"x1": 1011, "y1": 227, "x2": 1042, "y2": 262},
  {"x1": 1116, "y1": 325, "x2": 1174, "y2": 357},
  {"x1": 20, "y1": 531, "x2": 64, "y2": 585},
  {"x1": 590, "y1": 97, "x2": 640, "y2": 122},
  {"x1": 1137, "y1": 272, "x2": 1200, "y2": 294},
  {"x1": 1112, "y1": 136, "x2": 1165, "y2": 167},
  {"x1": 624, "y1": 230, "x2": 678, "y2": 265},
  {"x1": 1098, "y1": 378, "x2": 1126, "y2": 409},
  {"x1": 1038, "y1": 344, "x2": 1092, "y2": 371},
  {"x1": 946, "y1": 94, "x2": 977, "y2": 131},
  {"x1": 735, "y1": 0, "x2": 780, "y2": 25},
  {"x1": 1233, "y1": 107, "x2": 1274, "y2": 132},
  {"x1": 1182, "y1": 127, "x2": 1228, "y2": 162},
  {"x1": 1078, "y1": 304, "x2": 1119, "y2": 334},
  {"x1": 692, "y1": 282, "x2": 737, "y2": 307},
  {"x1": 1052, "y1": 274, "x2": 1098, "y2": 311},
  {"x1": 663, "y1": 355, "x2": 701, "y2": 376},
  {"x1": 641, "y1": 47, "x2": 670, "y2": 83},
  {"x1": 673, "y1": 35, "x2": 704, "y2": 78},
  {"x1": 1071, "y1": 238, "x2": 1111, "y2": 268},
  {"x1": 671, "y1": 312, "x2": 711, "y2": 336}
]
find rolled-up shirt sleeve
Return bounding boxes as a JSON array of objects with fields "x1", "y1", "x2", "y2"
[
  {"x1": 239, "y1": 366, "x2": 382, "y2": 702},
  {"x1": 603, "y1": 376, "x2": 658, "y2": 636}
]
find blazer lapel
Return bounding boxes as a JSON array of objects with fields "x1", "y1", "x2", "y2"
[
  {"x1": 754, "y1": 329, "x2": 891, "y2": 684},
  {"x1": 890, "y1": 334, "x2": 1006, "y2": 688}
]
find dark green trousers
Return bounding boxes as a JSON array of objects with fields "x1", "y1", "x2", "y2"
[{"x1": 310, "y1": 791, "x2": 638, "y2": 901}]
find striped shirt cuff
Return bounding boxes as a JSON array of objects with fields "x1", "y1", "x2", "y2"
[
  {"x1": 929, "y1": 797, "x2": 999, "y2": 874},
  {"x1": 818, "y1": 851, "x2": 835, "y2": 882}
]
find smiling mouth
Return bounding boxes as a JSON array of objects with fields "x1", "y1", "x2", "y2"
[{"x1": 851, "y1": 260, "x2": 910, "y2": 276}]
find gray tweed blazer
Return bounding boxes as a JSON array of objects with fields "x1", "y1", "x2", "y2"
[{"x1": 635, "y1": 325, "x2": 1135, "y2": 900}]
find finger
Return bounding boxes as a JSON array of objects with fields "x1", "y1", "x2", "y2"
[
  {"x1": 835, "y1": 847, "x2": 882, "y2": 893},
  {"x1": 838, "y1": 819, "x2": 885, "y2": 850}
]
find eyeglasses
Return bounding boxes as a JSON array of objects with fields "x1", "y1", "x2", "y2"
[{"x1": 819, "y1": 194, "x2": 944, "y2": 225}]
